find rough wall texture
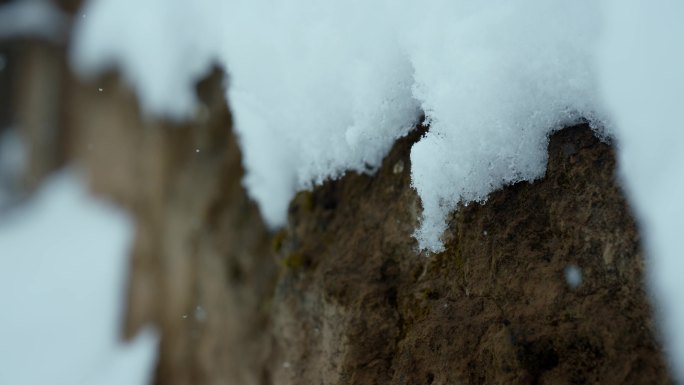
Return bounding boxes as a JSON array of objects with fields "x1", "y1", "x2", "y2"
[
  {"x1": 5, "y1": 35, "x2": 672, "y2": 385},
  {"x1": 268, "y1": 125, "x2": 669, "y2": 385}
]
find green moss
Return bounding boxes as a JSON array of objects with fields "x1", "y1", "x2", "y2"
[
  {"x1": 271, "y1": 229, "x2": 288, "y2": 253},
  {"x1": 453, "y1": 247, "x2": 465, "y2": 274},
  {"x1": 402, "y1": 300, "x2": 430, "y2": 322},
  {"x1": 294, "y1": 190, "x2": 314, "y2": 213},
  {"x1": 421, "y1": 289, "x2": 440, "y2": 300},
  {"x1": 451, "y1": 244, "x2": 470, "y2": 289},
  {"x1": 281, "y1": 252, "x2": 305, "y2": 269}
]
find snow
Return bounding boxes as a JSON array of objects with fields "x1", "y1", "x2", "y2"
[
  {"x1": 71, "y1": 0, "x2": 603, "y2": 250},
  {"x1": 71, "y1": 0, "x2": 218, "y2": 119},
  {"x1": 0, "y1": 129, "x2": 26, "y2": 209},
  {"x1": 0, "y1": 0, "x2": 67, "y2": 42},
  {"x1": 224, "y1": 1, "x2": 387, "y2": 223},
  {"x1": 219, "y1": 2, "x2": 423, "y2": 226},
  {"x1": 403, "y1": 1, "x2": 605, "y2": 250},
  {"x1": 0, "y1": 171, "x2": 158, "y2": 385},
  {"x1": 598, "y1": 0, "x2": 684, "y2": 378}
]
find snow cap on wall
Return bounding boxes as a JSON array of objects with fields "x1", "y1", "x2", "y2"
[
  {"x1": 71, "y1": 0, "x2": 604, "y2": 252},
  {"x1": 402, "y1": 0, "x2": 605, "y2": 250}
]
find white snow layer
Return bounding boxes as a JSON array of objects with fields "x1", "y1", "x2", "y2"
[
  {"x1": 0, "y1": 171, "x2": 158, "y2": 385},
  {"x1": 71, "y1": 0, "x2": 604, "y2": 251},
  {"x1": 72, "y1": 0, "x2": 218, "y2": 119},
  {"x1": 403, "y1": 1, "x2": 605, "y2": 250},
  {"x1": 598, "y1": 0, "x2": 684, "y2": 378}
]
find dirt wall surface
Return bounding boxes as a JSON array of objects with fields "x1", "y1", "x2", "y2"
[
  {"x1": 5, "y1": 34, "x2": 673, "y2": 385},
  {"x1": 269, "y1": 125, "x2": 670, "y2": 385}
]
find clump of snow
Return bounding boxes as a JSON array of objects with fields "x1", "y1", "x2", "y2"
[
  {"x1": 0, "y1": 171, "x2": 158, "y2": 385},
  {"x1": 403, "y1": 0, "x2": 606, "y2": 250},
  {"x1": 598, "y1": 0, "x2": 684, "y2": 378},
  {"x1": 71, "y1": 0, "x2": 219, "y2": 119},
  {"x1": 71, "y1": 0, "x2": 605, "y2": 251},
  {"x1": 219, "y1": 1, "x2": 422, "y2": 226}
]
